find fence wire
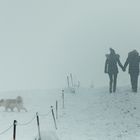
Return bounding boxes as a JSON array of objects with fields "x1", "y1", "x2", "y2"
[
  {"x1": 0, "y1": 125, "x2": 12, "y2": 135},
  {"x1": 0, "y1": 91, "x2": 64, "y2": 136},
  {"x1": 17, "y1": 115, "x2": 36, "y2": 126},
  {"x1": 38, "y1": 110, "x2": 52, "y2": 117}
]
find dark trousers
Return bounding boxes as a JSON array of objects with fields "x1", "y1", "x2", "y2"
[
  {"x1": 108, "y1": 73, "x2": 117, "y2": 93},
  {"x1": 130, "y1": 73, "x2": 139, "y2": 92}
]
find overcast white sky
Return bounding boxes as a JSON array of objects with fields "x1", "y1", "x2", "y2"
[{"x1": 0, "y1": 0, "x2": 140, "y2": 91}]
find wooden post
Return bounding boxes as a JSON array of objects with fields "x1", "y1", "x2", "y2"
[
  {"x1": 56, "y1": 100, "x2": 58, "y2": 119},
  {"x1": 51, "y1": 106, "x2": 57, "y2": 129},
  {"x1": 13, "y1": 120, "x2": 17, "y2": 140},
  {"x1": 67, "y1": 76, "x2": 70, "y2": 88},
  {"x1": 70, "y1": 73, "x2": 74, "y2": 87},
  {"x1": 36, "y1": 112, "x2": 41, "y2": 140},
  {"x1": 62, "y1": 89, "x2": 65, "y2": 109}
]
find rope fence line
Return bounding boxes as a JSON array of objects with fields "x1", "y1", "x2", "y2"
[
  {"x1": 38, "y1": 110, "x2": 52, "y2": 117},
  {"x1": 0, "y1": 89, "x2": 67, "y2": 139},
  {"x1": 0, "y1": 110, "x2": 54, "y2": 137},
  {"x1": 17, "y1": 115, "x2": 36, "y2": 126},
  {"x1": 0, "y1": 124, "x2": 13, "y2": 135}
]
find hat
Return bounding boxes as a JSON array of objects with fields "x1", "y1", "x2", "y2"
[{"x1": 109, "y1": 48, "x2": 115, "y2": 54}]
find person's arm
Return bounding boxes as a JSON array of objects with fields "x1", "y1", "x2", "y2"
[
  {"x1": 118, "y1": 59, "x2": 124, "y2": 70},
  {"x1": 104, "y1": 59, "x2": 108, "y2": 73},
  {"x1": 124, "y1": 57, "x2": 129, "y2": 71},
  {"x1": 116, "y1": 55, "x2": 124, "y2": 71}
]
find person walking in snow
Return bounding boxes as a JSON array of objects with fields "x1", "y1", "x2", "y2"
[
  {"x1": 123, "y1": 50, "x2": 140, "y2": 92},
  {"x1": 104, "y1": 48, "x2": 124, "y2": 93}
]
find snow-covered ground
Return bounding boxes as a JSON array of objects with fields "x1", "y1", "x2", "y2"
[{"x1": 0, "y1": 87, "x2": 140, "y2": 140}]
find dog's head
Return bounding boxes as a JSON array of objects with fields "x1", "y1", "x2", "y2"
[
  {"x1": 0, "y1": 99, "x2": 4, "y2": 106},
  {"x1": 16, "y1": 96, "x2": 23, "y2": 103}
]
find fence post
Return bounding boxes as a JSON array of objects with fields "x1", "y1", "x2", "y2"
[
  {"x1": 67, "y1": 76, "x2": 70, "y2": 88},
  {"x1": 56, "y1": 100, "x2": 58, "y2": 119},
  {"x1": 70, "y1": 73, "x2": 74, "y2": 87},
  {"x1": 51, "y1": 106, "x2": 57, "y2": 129},
  {"x1": 13, "y1": 120, "x2": 17, "y2": 140},
  {"x1": 62, "y1": 89, "x2": 65, "y2": 109},
  {"x1": 36, "y1": 112, "x2": 41, "y2": 140}
]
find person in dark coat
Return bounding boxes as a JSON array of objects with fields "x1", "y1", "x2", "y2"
[
  {"x1": 123, "y1": 50, "x2": 140, "y2": 92},
  {"x1": 104, "y1": 48, "x2": 124, "y2": 93}
]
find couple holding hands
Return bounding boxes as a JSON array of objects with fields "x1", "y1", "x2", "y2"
[{"x1": 105, "y1": 48, "x2": 140, "y2": 93}]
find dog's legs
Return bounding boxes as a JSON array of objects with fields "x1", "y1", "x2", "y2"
[
  {"x1": 22, "y1": 107, "x2": 27, "y2": 112},
  {"x1": 11, "y1": 108, "x2": 14, "y2": 112},
  {"x1": 17, "y1": 107, "x2": 20, "y2": 112},
  {"x1": 5, "y1": 107, "x2": 8, "y2": 111}
]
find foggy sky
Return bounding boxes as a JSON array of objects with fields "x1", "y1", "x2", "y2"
[{"x1": 0, "y1": 0, "x2": 140, "y2": 91}]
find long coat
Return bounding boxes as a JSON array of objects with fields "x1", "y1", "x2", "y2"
[
  {"x1": 105, "y1": 54, "x2": 123, "y2": 74},
  {"x1": 124, "y1": 51, "x2": 140, "y2": 74}
]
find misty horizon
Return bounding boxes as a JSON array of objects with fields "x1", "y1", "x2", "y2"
[{"x1": 0, "y1": 0, "x2": 140, "y2": 91}]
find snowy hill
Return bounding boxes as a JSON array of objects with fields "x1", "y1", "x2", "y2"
[{"x1": 0, "y1": 87, "x2": 140, "y2": 140}]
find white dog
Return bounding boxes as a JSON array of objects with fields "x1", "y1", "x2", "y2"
[{"x1": 0, "y1": 96, "x2": 27, "y2": 112}]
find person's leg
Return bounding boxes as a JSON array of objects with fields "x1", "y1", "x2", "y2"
[
  {"x1": 130, "y1": 73, "x2": 134, "y2": 91},
  {"x1": 133, "y1": 74, "x2": 139, "y2": 92},
  {"x1": 113, "y1": 74, "x2": 117, "y2": 92},
  {"x1": 109, "y1": 74, "x2": 113, "y2": 93}
]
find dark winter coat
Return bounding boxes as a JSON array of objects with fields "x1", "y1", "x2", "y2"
[
  {"x1": 124, "y1": 51, "x2": 140, "y2": 74},
  {"x1": 104, "y1": 54, "x2": 123, "y2": 74}
]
